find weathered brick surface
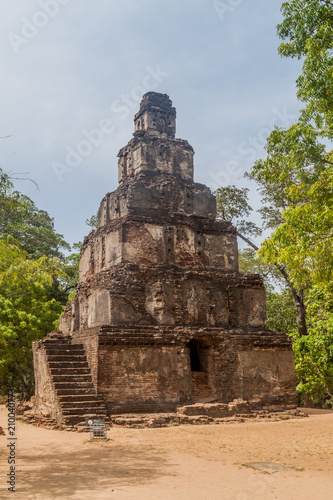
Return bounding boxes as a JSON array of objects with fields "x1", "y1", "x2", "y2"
[
  {"x1": 97, "y1": 344, "x2": 191, "y2": 413},
  {"x1": 33, "y1": 340, "x2": 62, "y2": 421},
  {"x1": 71, "y1": 328, "x2": 100, "y2": 388},
  {"x1": 62, "y1": 266, "x2": 267, "y2": 330},
  {"x1": 34, "y1": 92, "x2": 297, "y2": 425}
]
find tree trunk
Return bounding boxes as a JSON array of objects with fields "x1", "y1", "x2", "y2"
[
  {"x1": 290, "y1": 288, "x2": 308, "y2": 337},
  {"x1": 236, "y1": 230, "x2": 308, "y2": 337}
]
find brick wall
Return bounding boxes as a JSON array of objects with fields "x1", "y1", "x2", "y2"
[
  {"x1": 97, "y1": 344, "x2": 192, "y2": 413},
  {"x1": 72, "y1": 329, "x2": 100, "y2": 388},
  {"x1": 32, "y1": 342, "x2": 62, "y2": 421}
]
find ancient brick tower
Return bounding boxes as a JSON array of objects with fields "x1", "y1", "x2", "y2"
[{"x1": 33, "y1": 92, "x2": 296, "y2": 424}]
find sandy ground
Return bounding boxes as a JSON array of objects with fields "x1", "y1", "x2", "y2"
[{"x1": 1, "y1": 406, "x2": 333, "y2": 500}]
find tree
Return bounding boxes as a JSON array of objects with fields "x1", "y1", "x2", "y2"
[
  {"x1": 255, "y1": 0, "x2": 333, "y2": 288},
  {"x1": 242, "y1": 0, "x2": 333, "y2": 403},
  {"x1": 266, "y1": 288, "x2": 298, "y2": 334},
  {"x1": 86, "y1": 214, "x2": 98, "y2": 229},
  {"x1": 0, "y1": 166, "x2": 80, "y2": 305},
  {"x1": 0, "y1": 167, "x2": 70, "y2": 259},
  {"x1": 59, "y1": 213, "x2": 98, "y2": 298},
  {"x1": 215, "y1": 1, "x2": 333, "y2": 403},
  {"x1": 61, "y1": 242, "x2": 81, "y2": 299},
  {"x1": 0, "y1": 168, "x2": 80, "y2": 396},
  {"x1": 0, "y1": 239, "x2": 65, "y2": 398},
  {"x1": 251, "y1": 126, "x2": 333, "y2": 290},
  {"x1": 291, "y1": 282, "x2": 333, "y2": 406},
  {"x1": 238, "y1": 247, "x2": 282, "y2": 290},
  {"x1": 215, "y1": 185, "x2": 308, "y2": 337},
  {"x1": 277, "y1": 0, "x2": 333, "y2": 138},
  {"x1": 241, "y1": 0, "x2": 333, "y2": 335},
  {"x1": 0, "y1": 168, "x2": 98, "y2": 396},
  {"x1": 215, "y1": 186, "x2": 262, "y2": 242}
]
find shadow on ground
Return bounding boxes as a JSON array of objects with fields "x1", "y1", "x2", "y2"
[{"x1": 16, "y1": 441, "x2": 173, "y2": 498}]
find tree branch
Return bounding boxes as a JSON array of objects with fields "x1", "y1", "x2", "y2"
[
  {"x1": 9, "y1": 172, "x2": 39, "y2": 191},
  {"x1": 235, "y1": 231, "x2": 259, "y2": 251},
  {"x1": 236, "y1": 229, "x2": 308, "y2": 336}
]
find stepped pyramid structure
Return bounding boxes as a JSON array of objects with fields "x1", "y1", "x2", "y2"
[{"x1": 33, "y1": 92, "x2": 296, "y2": 424}]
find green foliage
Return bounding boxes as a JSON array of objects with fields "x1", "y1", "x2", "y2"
[
  {"x1": 61, "y1": 216, "x2": 98, "y2": 297},
  {"x1": 249, "y1": 123, "x2": 329, "y2": 225},
  {"x1": 0, "y1": 168, "x2": 81, "y2": 397},
  {"x1": 246, "y1": 0, "x2": 333, "y2": 315},
  {"x1": 291, "y1": 282, "x2": 333, "y2": 406},
  {"x1": 259, "y1": 160, "x2": 333, "y2": 288},
  {"x1": 247, "y1": 1, "x2": 333, "y2": 404},
  {"x1": 62, "y1": 242, "x2": 82, "y2": 300},
  {"x1": 250, "y1": 125, "x2": 333, "y2": 288},
  {"x1": 0, "y1": 169, "x2": 99, "y2": 398},
  {"x1": 215, "y1": 181, "x2": 308, "y2": 337},
  {"x1": 278, "y1": 0, "x2": 333, "y2": 137},
  {"x1": 238, "y1": 248, "x2": 283, "y2": 290},
  {"x1": 86, "y1": 214, "x2": 98, "y2": 229},
  {"x1": 266, "y1": 289, "x2": 298, "y2": 334},
  {"x1": 0, "y1": 239, "x2": 65, "y2": 398},
  {"x1": 214, "y1": 185, "x2": 262, "y2": 237},
  {"x1": 0, "y1": 167, "x2": 70, "y2": 259},
  {"x1": 257, "y1": 1, "x2": 333, "y2": 288},
  {"x1": 0, "y1": 168, "x2": 13, "y2": 193}
]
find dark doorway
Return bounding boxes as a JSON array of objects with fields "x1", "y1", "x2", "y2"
[
  {"x1": 188, "y1": 339, "x2": 202, "y2": 372},
  {"x1": 187, "y1": 338, "x2": 214, "y2": 402}
]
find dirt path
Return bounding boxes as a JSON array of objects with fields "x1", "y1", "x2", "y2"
[{"x1": 1, "y1": 406, "x2": 333, "y2": 500}]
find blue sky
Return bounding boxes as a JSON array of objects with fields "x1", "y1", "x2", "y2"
[{"x1": 0, "y1": 0, "x2": 302, "y2": 248}]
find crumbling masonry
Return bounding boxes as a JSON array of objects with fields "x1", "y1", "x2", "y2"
[{"x1": 33, "y1": 92, "x2": 297, "y2": 425}]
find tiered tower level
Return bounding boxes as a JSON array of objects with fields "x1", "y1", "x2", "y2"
[{"x1": 33, "y1": 93, "x2": 296, "y2": 420}]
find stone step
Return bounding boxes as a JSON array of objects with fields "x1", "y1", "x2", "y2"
[
  {"x1": 53, "y1": 380, "x2": 95, "y2": 387},
  {"x1": 43, "y1": 337, "x2": 72, "y2": 346},
  {"x1": 46, "y1": 354, "x2": 87, "y2": 362},
  {"x1": 50, "y1": 367, "x2": 91, "y2": 375},
  {"x1": 52, "y1": 374, "x2": 92, "y2": 383},
  {"x1": 44, "y1": 345, "x2": 73, "y2": 351},
  {"x1": 48, "y1": 361, "x2": 89, "y2": 369},
  {"x1": 43, "y1": 339, "x2": 108, "y2": 427},
  {"x1": 55, "y1": 386, "x2": 96, "y2": 395},
  {"x1": 45, "y1": 349, "x2": 86, "y2": 357},
  {"x1": 61, "y1": 407, "x2": 106, "y2": 416},
  {"x1": 45, "y1": 343, "x2": 83, "y2": 348},
  {"x1": 44, "y1": 341, "x2": 83, "y2": 346},
  {"x1": 58, "y1": 394, "x2": 104, "y2": 402},
  {"x1": 60, "y1": 401, "x2": 106, "y2": 409},
  {"x1": 44, "y1": 343, "x2": 84, "y2": 349}
]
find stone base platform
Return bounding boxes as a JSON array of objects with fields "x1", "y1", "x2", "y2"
[{"x1": 16, "y1": 400, "x2": 306, "y2": 432}]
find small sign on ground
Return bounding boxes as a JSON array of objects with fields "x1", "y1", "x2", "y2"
[{"x1": 86, "y1": 418, "x2": 108, "y2": 441}]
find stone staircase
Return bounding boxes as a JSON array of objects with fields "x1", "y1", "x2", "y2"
[{"x1": 43, "y1": 340, "x2": 108, "y2": 425}]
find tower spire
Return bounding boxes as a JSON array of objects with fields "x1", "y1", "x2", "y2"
[{"x1": 134, "y1": 92, "x2": 176, "y2": 138}]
